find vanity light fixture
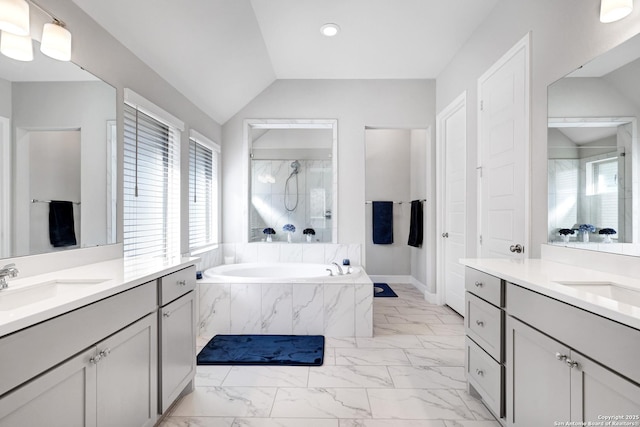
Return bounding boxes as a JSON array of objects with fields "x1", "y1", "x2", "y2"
[
  {"x1": 0, "y1": 31, "x2": 33, "y2": 61},
  {"x1": 600, "y1": 0, "x2": 633, "y2": 23},
  {"x1": 0, "y1": 0, "x2": 30, "y2": 36},
  {"x1": 0, "y1": 0, "x2": 73, "y2": 62},
  {"x1": 40, "y1": 20, "x2": 71, "y2": 61},
  {"x1": 320, "y1": 23, "x2": 340, "y2": 37}
]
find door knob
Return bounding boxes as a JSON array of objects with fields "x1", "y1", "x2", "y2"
[
  {"x1": 442, "y1": 232, "x2": 449, "y2": 238},
  {"x1": 509, "y1": 244, "x2": 523, "y2": 253}
]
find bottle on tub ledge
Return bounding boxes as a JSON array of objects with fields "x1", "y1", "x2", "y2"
[
  {"x1": 303, "y1": 228, "x2": 316, "y2": 243},
  {"x1": 263, "y1": 227, "x2": 275, "y2": 243}
]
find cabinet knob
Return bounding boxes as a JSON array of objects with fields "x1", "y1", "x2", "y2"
[
  {"x1": 555, "y1": 352, "x2": 567, "y2": 361},
  {"x1": 474, "y1": 281, "x2": 483, "y2": 287},
  {"x1": 475, "y1": 369, "x2": 484, "y2": 376},
  {"x1": 442, "y1": 232, "x2": 449, "y2": 238},
  {"x1": 177, "y1": 280, "x2": 187, "y2": 286},
  {"x1": 476, "y1": 320, "x2": 485, "y2": 327},
  {"x1": 565, "y1": 359, "x2": 579, "y2": 369},
  {"x1": 163, "y1": 312, "x2": 171, "y2": 318},
  {"x1": 99, "y1": 348, "x2": 111, "y2": 358},
  {"x1": 90, "y1": 354, "x2": 102, "y2": 364},
  {"x1": 509, "y1": 244, "x2": 524, "y2": 253}
]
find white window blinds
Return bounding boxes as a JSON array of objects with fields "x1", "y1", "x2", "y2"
[
  {"x1": 123, "y1": 102, "x2": 181, "y2": 260},
  {"x1": 189, "y1": 132, "x2": 219, "y2": 251}
]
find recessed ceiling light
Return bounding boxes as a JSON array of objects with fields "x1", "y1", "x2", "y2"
[{"x1": 320, "y1": 23, "x2": 340, "y2": 37}]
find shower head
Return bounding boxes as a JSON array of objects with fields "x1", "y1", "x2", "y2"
[{"x1": 291, "y1": 160, "x2": 301, "y2": 174}]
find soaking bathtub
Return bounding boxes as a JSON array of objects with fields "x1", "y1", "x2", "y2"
[{"x1": 198, "y1": 262, "x2": 373, "y2": 337}]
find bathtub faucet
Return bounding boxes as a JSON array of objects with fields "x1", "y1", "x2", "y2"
[{"x1": 331, "y1": 262, "x2": 344, "y2": 275}]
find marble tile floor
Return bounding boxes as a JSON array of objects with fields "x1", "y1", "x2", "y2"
[{"x1": 159, "y1": 283, "x2": 500, "y2": 427}]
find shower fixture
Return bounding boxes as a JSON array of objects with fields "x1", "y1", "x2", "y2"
[{"x1": 284, "y1": 160, "x2": 301, "y2": 211}]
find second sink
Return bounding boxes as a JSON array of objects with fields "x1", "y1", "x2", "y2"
[{"x1": 555, "y1": 281, "x2": 640, "y2": 307}]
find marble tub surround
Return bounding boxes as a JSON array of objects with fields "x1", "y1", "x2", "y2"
[
  {"x1": 160, "y1": 284, "x2": 497, "y2": 427},
  {"x1": 221, "y1": 243, "x2": 361, "y2": 266},
  {"x1": 0, "y1": 256, "x2": 198, "y2": 336},
  {"x1": 198, "y1": 271, "x2": 373, "y2": 337},
  {"x1": 461, "y1": 256, "x2": 640, "y2": 330}
]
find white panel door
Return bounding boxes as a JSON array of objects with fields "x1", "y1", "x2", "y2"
[
  {"x1": 436, "y1": 92, "x2": 466, "y2": 315},
  {"x1": 478, "y1": 34, "x2": 530, "y2": 259}
]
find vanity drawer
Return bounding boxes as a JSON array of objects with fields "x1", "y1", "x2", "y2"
[
  {"x1": 465, "y1": 267, "x2": 503, "y2": 307},
  {"x1": 466, "y1": 292, "x2": 503, "y2": 362},
  {"x1": 467, "y1": 337, "x2": 503, "y2": 417},
  {"x1": 159, "y1": 266, "x2": 196, "y2": 306}
]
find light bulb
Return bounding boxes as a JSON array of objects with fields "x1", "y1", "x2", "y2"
[
  {"x1": 600, "y1": 0, "x2": 633, "y2": 23},
  {"x1": 40, "y1": 21, "x2": 72, "y2": 61},
  {"x1": 0, "y1": 30, "x2": 33, "y2": 61},
  {"x1": 0, "y1": 0, "x2": 30, "y2": 36}
]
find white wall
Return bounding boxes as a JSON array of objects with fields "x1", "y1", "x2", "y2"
[
  {"x1": 222, "y1": 79, "x2": 436, "y2": 257},
  {"x1": 410, "y1": 129, "x2": 430, "y2": 288},
  {"x1": 364, "y1": 129, "x2": 411, "y2": 275},
  {"x1": 436, "y1": 0, "x2": 640, "y2": 258}
]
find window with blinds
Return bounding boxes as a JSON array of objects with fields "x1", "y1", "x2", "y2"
[
  {"x1": 123, "y1": 103, "x2": 181, "y2": 260},
  {"x1": 189, "y1": 135, "x2": 219, "y2": 251}
]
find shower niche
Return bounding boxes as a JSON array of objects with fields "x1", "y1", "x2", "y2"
[{"x1": 244, "y1": 120, "x2": 338, "y2": 243}]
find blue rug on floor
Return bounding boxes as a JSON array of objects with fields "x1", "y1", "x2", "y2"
[
  {"x1": 197, "y1": 334, "x2": 325, "y2": 366},
  {"x1": 374, "y1": 283, "x2": 398, "y2": 297}
]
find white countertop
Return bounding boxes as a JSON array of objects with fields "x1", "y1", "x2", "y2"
[
  {"x1": 461, "y1": 258, "x2": 640, "y2": 330},
  {"x1": 0, "y1": 257, "x2": 198, "y2": 337}
]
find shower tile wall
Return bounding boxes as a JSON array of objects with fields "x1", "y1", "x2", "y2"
[{"x1": 250, "y1": 160, "x2": 333, "y2": 242}]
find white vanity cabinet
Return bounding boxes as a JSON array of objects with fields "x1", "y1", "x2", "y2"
[
  {"x1": 0, "y1": 260, "x2": 198, "y2": 426},
  {"x1": 506, "y1": 283, "x2": 640, "y2": 426},
  {"x1": 0, "y1": 311, "x2": 157, "y2": 427},
  {"x1": 158, "y1": 265, "x2": 196, "y2": 413}
]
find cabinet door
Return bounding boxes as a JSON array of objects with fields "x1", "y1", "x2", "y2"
[
  {"x1": 96, "y1": 313, "x2": 157, "y2": 427},
  {"x1": 506, "y1": 317, "x2": 571, "y2": 426},
  {"x1": 0, "y1": 348, "x2": 97, "y2": 427},
  {"x1": 160, "y1": 291, "x2": 196, "y2": 412},
  {"x1": 570, "y1": 351, "x2": 640, "y2": 422}
]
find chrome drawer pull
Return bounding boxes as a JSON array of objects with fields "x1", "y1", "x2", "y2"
[
  {"x1": 566, "y1": 359, "x2": 579, "y2": 369},
  {"x1": 474, "y1": 281, "x2": 483, "y2": 287},
  {"x1": 475, "y1": 369, "x2": 484, "y2": 376},
  {"x1": 177, "y1": 280, "x2": 187, "y2": 286},
  {"x1": 99, "y1": 348, "x2": 111, "y2": 358},
  {"x1": 476, "y1": 320, "x2": 484, "y2": 327},
  {"x1": 90, "y1": 354, "x2": 102, "y2": 364},
  {"x1": 555, "y1": 352, "x2": 567, "y2": 361}
]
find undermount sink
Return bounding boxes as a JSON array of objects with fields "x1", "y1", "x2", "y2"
[
  {"x1": 0, "y1": 279, "x2": 108, "y2": 311},
  {"x1": 555, "y1": 281, "x2": 640, "y2": 307}
]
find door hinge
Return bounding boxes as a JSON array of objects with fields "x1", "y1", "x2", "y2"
[
  {"x1": 479, "y1": 235, "x2": 483, "y2": 245},
  {"x1": 480, "y1": 100, "x2": 484, "y2": 111},
  {"x1": 476, "y1": 166, "x2": 482, "y2": 178}
]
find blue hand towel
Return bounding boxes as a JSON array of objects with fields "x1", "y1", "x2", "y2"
[{"x1": 372, "y1": 201, "x2": 393, "y2": 244}]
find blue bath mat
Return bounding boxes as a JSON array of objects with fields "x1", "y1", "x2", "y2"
[
  {"x1": 374, "y1": 283, "x2": 398, "y2": 297},
  {"x1": 197, "y1": 334, "x2": 325, "y2": 366}
]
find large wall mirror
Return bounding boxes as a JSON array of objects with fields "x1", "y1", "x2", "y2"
[
  {"x1": 0, "y1": 42, "x2": 117, "y2": 258},
  {"x1": 548, "y1": 33, "x2": 640, "y2": 253},
  {"x1": 243, "y1": 119, "x2": 338, "y2": 243}
]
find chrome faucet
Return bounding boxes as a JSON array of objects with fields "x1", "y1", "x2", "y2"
[
  {"x1": 0, "y1": 263, "x2": 19, "y2": 290},
  {"x1": 331, "y1": 262, "x2": 344, "y2": 275}
]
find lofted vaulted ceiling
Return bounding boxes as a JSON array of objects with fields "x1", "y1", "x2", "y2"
[{"x1": 71, "y1": 0, "x2": 499, "y2": 124}]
